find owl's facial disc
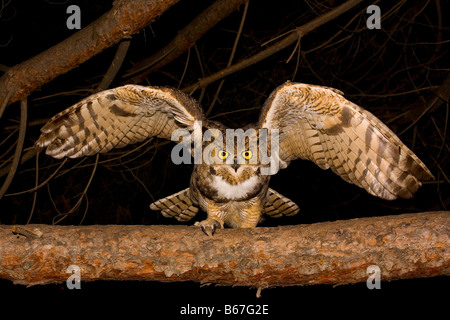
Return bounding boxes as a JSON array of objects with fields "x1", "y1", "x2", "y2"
[{"x1": 211, "y1": 162, "x2": 259, "y2": 186}]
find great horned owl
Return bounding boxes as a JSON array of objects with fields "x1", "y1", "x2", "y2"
[{"x1": 36, "y1": 82, "x2": 433, "y2": 235}]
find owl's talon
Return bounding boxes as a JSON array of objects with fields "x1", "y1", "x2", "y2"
[
  {"x1": 195, "y1": 219, "x2": 222, "y2": 236},
  {"x1": 200, "y1": 225, "x2": 210, "y2": 236},
  {"x1": 211, "y1": 221, "x2": 221, "y2": 235}
]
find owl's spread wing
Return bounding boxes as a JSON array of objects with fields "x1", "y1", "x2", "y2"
[
  {"x1": 258, "y1": 82, "x2": 434, "y2": 200},
  {"x1": 36, "y1": 85, "x2": 205, "y2": 159}
]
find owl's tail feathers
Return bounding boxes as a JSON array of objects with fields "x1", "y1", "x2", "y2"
[
  {"x1": 263, "y1": 188, "x2": 300, "y2": 218},
  {"x1": 150, "y1": 188, "x2": 198, "y2": 222}
]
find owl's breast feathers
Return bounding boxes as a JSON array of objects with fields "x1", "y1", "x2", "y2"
[{"x1": 192, "y1": 164, "x2": 269, "y2": 203}]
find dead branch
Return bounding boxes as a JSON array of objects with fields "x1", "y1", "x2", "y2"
[
  {"x1": 0, "y1": 211, "x2": 448, "y2": 287},
  {"x1": 182, "y1": 0, "x2": 365, "y2": 93},
  {"x1": 0, "y1": 0, "x2": 181, "y2": 109},
  {"x1": 124, "y1": 0, "x2": 249, "y2": 81}
]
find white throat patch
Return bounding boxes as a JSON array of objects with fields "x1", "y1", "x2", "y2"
[{"x1": 212, "y1": 175, "x2": 259, "y2": 200}]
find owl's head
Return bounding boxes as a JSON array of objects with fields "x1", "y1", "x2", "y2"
[{"x1": 202, "y1": 127, "x2": 272, "y2": 186}]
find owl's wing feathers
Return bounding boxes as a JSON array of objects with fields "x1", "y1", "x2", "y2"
[
  {"x1": 263, "y1": 188, "x2": 299, "y2": 218},
  {"x1": 36, "y1": 85, "x2": 205, "y2": 159},
  {"x1": 259, "y1": 82, "x2": 434, "y2": 200},
  {"x1": 150, "y1": 188, "x2": 198, "y2": 221}
]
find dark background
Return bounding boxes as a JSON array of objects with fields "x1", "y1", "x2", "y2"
[{"x1": 0, "y1": 0, "x2": 448, "y2": 315}]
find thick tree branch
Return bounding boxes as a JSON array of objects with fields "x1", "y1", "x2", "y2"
[
  {"x1": 0, "y1": 0, "x2": 180, "y2": 109},
  {"x1": 0, "y1": 211, "x2": 448, "y2": 287}
]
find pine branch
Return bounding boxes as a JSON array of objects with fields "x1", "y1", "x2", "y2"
[{"x1": 0, "y1": 211, "x2": 448, "y2": 287}]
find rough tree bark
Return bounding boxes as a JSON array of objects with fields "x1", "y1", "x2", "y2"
[
  {"x1": 0, "y1": 0, "x2": 181, "y2": 108},
  {"x1": 0, "y1": 211, "x2": 448, "y2": 287}
]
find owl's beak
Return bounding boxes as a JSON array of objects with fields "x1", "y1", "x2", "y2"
[{"x1": 232, "y1": 159, "x2": 240, "y2": 171}]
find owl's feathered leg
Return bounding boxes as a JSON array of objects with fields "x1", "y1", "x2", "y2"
[{"x1": 195, "y1": 197, "x2": 264, "y2": 234}]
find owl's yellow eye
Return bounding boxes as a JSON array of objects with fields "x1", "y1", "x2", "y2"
[
  {"x1": 218, "y1": 150, "x2": 229, "y2": 160},
  {"x1": 242, "y1": 150, "x2": 252, "y2": 160}
]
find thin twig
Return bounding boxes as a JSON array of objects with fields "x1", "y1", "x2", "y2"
[
  {"x1": 354, "y1": 86, "x2": 438, "y2": 98},
  {"x1": 5, "y1": 159, "x2": 67, "y2": 196},
  {"x1": 177, "y1": 47, "x2": 191, "y2": 89},
  {"x1": 182, "y1": 0, "x2": 364, "y2": 93},
  {"x1": 96, "y1": 39, "x2": 131, "y2": 92},
  {"x1": 206, "y1": 0, "x2": 249, "y2": 116},
  {"x1": 0, "y1": 128, "x2": 18, "y2": 163},
  {"x1": 51, "y1": 154, "x2": 99, "y2": 224},
  {"x1": 208, "y1": 106, "x2": 260, "y2": 119},
  {"x1": 0, "y1": 98, "x2": 27, "y2": 200},
  {"x1": 399, "y1": 96, "x2": 440, "y2": 136},
  {"x1": 124, "y1": 0, "x2": 249, "y2": 81},
  {"x1": 26, "y1": 151, "x2": 40, "y2": 224},
  {"x1": 437, "y1": 101, "x2": 448, "y2": 158},
  {"x1": 0, "y1": 90, "x2": 12, "y2": 120},
  {"x1": 0, "y1": 147, "x2": 39, "y2": 178}
]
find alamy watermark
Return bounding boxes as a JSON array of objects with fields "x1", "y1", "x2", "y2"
[
  {"x1": 366, "y1": 5, "x2": 381, "y2": 30},
  {"x1": 67, "y1": 4, "x2": 382, "y2": 31},
  {"x1": 170, "y1": 121, "x2": 282, "y2": 175},
  {"x1": 366, "y1": 265, "x2": 381, "y2": 289},
  {"x1": 66, "y1": 264, "x2": 81, "y2": 289},
  {"x1": 66, "y1": 5, "x2": 81, "y2": 30}
]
